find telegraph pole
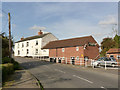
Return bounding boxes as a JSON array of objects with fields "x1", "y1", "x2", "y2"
[{"x1": 8, "y1": 12, "x2": 12, "y2": 58}]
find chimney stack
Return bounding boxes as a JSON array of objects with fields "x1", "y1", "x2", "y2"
[
  {"x1": 38, "y1": 30, "x2": 43, "y2": 35},
  {"x1": 21, "y1": 37, "x2": 24, "y2": 40}
]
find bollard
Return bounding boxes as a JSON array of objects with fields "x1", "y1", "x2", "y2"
[
  {"x1": 66, "y1": 58, "x2": 67, "y2": 64},
  {"x1": 105, "y1": 61, "x2": 107, "y2": 70},
  {"x1": 92, "y1": 60, "x2": 94, "y2": 69}
]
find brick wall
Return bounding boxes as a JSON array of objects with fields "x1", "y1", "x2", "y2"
[
  {"x1": 84, "y1": 46, "x2": 99, "y2": 59},
  {"x1": 49, "y1": 46, "x2": 84, "y2": 58},
  {"x1": 49, "y1": 45, "x2": 99, "y2": 65}
]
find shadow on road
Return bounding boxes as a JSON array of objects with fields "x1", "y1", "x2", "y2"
[{"x1": 14, "y1": 57, "x2": 55, "y2": 70}]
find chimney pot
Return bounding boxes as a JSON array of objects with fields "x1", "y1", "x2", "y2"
[
  {"x1": 38, "y1": 30, "x2": 43, "y2": 35},
  {"x1": 21, "y1": 37, "x2": 24, "y2": 40}
]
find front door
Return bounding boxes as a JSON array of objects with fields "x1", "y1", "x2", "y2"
[
  {"x1": 58, "y1": 58, "x2": 61, "y2": 63},
  {"x1": 71, "y1": 57, "x2": 75, "y2": 65}
]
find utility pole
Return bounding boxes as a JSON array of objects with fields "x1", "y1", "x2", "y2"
[{"x1": 8, "y1": 12, "x2": 12, "y2": 58}]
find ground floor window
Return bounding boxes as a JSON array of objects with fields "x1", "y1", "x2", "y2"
[
  {"x1": 35, "y1": 49, "x2": 38, "y2": 54},
  {"x1": 62, "y1": 57, "x2": 65, "y2": 60},
  {"x1": 18, "y1": 50, "x2": 20, "y2": 55},
  {"x1": 84, "y1": 56, "x2": 89, "y2": 61},
  {"x1": 110, "y1": 55, "x2": 114, "y2": 58},
  {"x1": 76, "y1": 56, "x2": 79, "y2": 61},
  {"x1": 27, "y1": 49, "x2": 29, "y2": 54},
  {"x1": 117, "y1": 55, "x2": 120, "y2": 59}
]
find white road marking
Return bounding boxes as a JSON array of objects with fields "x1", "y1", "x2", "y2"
[
  {"x1": 54, "y1": 69, "x2": 66, "y2": 73},
  {"x1": 101, "y1": 86, "x2": 105, "y2": 88},
  {"x1": 73, "y1": 75, "x2": 93, "y2": 84}
]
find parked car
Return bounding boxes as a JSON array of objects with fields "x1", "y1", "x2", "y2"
[{"x1": 93, "y1": 57, "x2": 117, "y2": 67}]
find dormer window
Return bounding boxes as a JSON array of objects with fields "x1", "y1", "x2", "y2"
[{"x1": 88, "y1": 42, "x2": 95, "y2": 46}]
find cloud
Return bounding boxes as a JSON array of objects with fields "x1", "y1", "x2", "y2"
[
  {"x1": 98, "y1": 15, "x2": 117, "y2": 26},
  {"x1": 0, "y1": 13, "x2": 3, "y2": 17},
  {"x1": 12, "y1": 24, "x2": 16, "y2": 28},
  {"x1": 29, "y1": 25, "x2": 46, "y2": 30}
]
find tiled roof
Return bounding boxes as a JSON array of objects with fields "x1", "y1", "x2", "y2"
[
  {"x1": 15, "y1": 33, "x2": 50, "y2": 43},
  {"x1": 107, "y1": 48, "x2": 120, "y2": 54},
  {"x1": 42, "y1": 36, "x2": 98, "y2": 49}
]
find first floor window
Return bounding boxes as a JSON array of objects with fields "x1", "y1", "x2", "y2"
[
  {"x1": 36, "y1": 40, "x2": 38, "y2": 45},
  {"x1": 27, "y1": 49, "x2": 29, "y2": 54},
  {"x1": 36, "y1": 49, "x2": 38, "y2": 54},
  {"x1": 18, "y1": 43, "x2": 19, "y2": 48},
  {"x1": 43, "y1": 50, "x2": 46, "y2": 52},
  {"x1": 76, "y1": 46, "x2": 79, "y2": 51},
  {"x1": 26, "y1": 42, "x2": 29, "y2": 47},
  {"x1": 22, "y1": 43, "x2": 24, "y2": 48},
  {"x1": 62, "y1": 48, "x2": 65, "y2": 52}
]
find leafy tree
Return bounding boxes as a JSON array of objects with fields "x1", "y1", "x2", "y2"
[
  {"x1": 100, "y1": 35, "x2": 120, "y2": 57},
  {"x1": 0, "y1": 32, "x2": 13, "y2": 57},
  {"x1": 113, "y1": 34, "x2": 120, "y2": 48}
]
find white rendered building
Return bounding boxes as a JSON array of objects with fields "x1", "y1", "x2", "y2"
[{"x1": 14, "y1": 30, "x2": 58, "y2": 58}]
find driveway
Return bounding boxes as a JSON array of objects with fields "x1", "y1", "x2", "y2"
[{"x1": 15, "y1": 57, "x2": 118, "y2": 89}]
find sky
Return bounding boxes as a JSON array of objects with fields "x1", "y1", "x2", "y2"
[{"x1": 2, "y1": 2, "x2": 118, "y2": 45}]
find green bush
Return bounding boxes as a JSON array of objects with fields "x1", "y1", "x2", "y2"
[
  {"x1": 2, "y1": 63, "x2": 14, "y2": 82},
  {"x1": 2, "y1": 57, "x2": 11, "y2": 64},
  {"x1": 2, "y1": 57, "x2": 20, "y2": 70},
  {"x1": 13, "y1": 61, "x2": 20, "y2": 70}
]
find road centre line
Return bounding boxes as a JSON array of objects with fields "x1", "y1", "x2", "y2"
[{"x1": 73, "y1": 75, "x2": 93, "y2": 84}]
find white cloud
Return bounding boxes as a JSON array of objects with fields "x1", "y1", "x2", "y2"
[
  {"x1": 0, "y1": 13, "x2": 3, "y2": 17},
  {"x1": 98, "y1": 15, "x2": 117, "y2": 25},
  {"x1": 29, "y1": 25, "x2": 46, "y2": 30},
  {"x1": 12, "y1": 24, "x2": 16, "y2": 28}
]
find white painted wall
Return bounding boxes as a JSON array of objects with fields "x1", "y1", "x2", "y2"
[{"x1": 14, "y1": 33, "x2": 58, "y2": 57}]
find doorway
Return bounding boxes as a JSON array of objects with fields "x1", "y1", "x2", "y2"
[{"x1": 71, "y1": 57, "x2": 75, "y2": 65}]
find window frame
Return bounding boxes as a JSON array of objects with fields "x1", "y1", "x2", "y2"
[
  {"x1": 18, "y1": 50, "x2": 20, "y2": 55},
  {"x1": 26, "y1": 42, "x2": 29, "y2": 47},
  {"x1": 22, "y1": 43, "x2": 24, "y2": 48},
  {"x1": 36, "y1": 40, "x2": 38, "y2": 45},
  {"x1": 36, "y1": 49, "x2": 38, "y2": 54},
  {"x1": 18, "y1": 43, "x2": 19, "y2": 48},
  {"x1": 27, "y1": 49, "x2": 29, "y2": 54},
  {"x1": 76, "y1": 56, "x2": 79, "y2": 61}
]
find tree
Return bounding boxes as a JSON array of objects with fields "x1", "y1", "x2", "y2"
[
  {"x1": 100, "y1": 35, "x2": 120, "y2": 57},
  {"x1": 1, "y1": 32, "x2": 13, "y2": 57},
  {"x1": 113, "y1": 34, "x2": 120, "y2": 48}
]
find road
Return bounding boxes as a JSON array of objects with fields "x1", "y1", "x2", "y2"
[{"x1": 15, "y1": 57, "x2": 118, "y2": 89}]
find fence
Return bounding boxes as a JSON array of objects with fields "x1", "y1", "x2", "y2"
[
  {"x1": 49, "y1": 57, "x2": 119, "y2": 70},
  {"x1": 49, "y1": 57, "x2": 95, "y2": 67}
]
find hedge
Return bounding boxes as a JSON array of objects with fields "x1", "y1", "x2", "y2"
[
  {"x1": 2, "y1": 63, "x2": 14, "y2": 82},
  {"x1": 2, "y1": 57, "x2": 20, "y2": 70}
]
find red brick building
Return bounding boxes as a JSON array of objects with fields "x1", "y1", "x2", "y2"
[
  {"x1": 106, "y1": 48, "x2": 120, "y2": 62},
  {"x1": 43, "y1": 36, "x2": 99, "y2": 65}
]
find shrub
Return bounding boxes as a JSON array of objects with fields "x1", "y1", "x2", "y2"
[
  {"x1": 2, "y1": 63, "x2": 14, "y2": 82},
  {"x1": 2, "y1": 57, "x2": 11, "y2": 64},
  {"x1": 13, "y1": 61, "x2": 20, "y2": 70}
]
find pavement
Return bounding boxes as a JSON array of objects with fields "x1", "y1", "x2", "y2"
[
  {"x1": 14, "y1": 57, "x2": 119, "y2": 89},
  {"x1": 3, "y1": 70, "x2": 39, "y2": 88}
]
